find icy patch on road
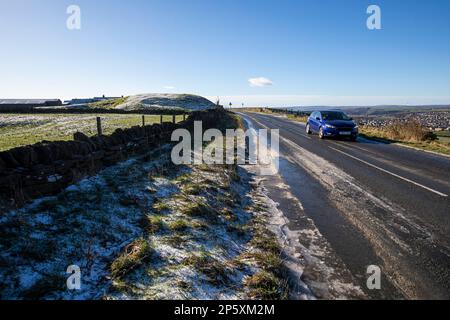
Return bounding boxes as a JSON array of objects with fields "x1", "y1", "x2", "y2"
[{"x1": 241, "y1": 115, "x2": 363, "y2": 299}]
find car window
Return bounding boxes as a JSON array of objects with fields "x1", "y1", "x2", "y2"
[{"x1": 321, "y1": 111, "x2": 351, "y2": 121}]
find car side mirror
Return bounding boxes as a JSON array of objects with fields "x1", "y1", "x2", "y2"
[{"x1": 316, "y1": 117, "x2": 321, "y2": 121}]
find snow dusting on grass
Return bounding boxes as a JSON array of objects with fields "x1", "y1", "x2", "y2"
[
  {"x1": 0, "y1": 114, "x2": 183, "y2": 151},
  {"x1": 0, "y1": 143, "x2": 295, "y2": 300}
]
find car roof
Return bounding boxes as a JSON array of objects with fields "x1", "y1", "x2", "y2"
[{"x1": 311, "y1": 110, "x2": 346, "y2": 114}]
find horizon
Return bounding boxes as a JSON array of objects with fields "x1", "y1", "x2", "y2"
[
  {"x1": 1, "y1": 0, "x2": 450, "y2": 106},
  {"x1": 3, "y1": 94, "x2": 450, "y2": 109}
]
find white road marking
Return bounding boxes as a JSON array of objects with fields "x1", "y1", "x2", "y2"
[
  {"x1": 330, "y1": 141, "x2": 450, "y2": 187},
  {"x1": 329, "y1": 146, "x2": 448, "y2": 197}
]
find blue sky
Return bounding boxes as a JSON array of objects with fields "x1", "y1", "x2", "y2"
[{"x1": 0, "y1": 0, "x2": 449, "y2": 106}]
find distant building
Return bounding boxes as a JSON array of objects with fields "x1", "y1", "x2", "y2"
[{"x1": 0, "y1": 99, "x2": 62, "y2": 112}]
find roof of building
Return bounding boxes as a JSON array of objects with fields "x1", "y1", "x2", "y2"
[{"x1": 0, "y1": 99, "x2": 61, "y2": 105}]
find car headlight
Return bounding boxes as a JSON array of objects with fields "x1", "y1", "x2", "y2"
[
  {"x1": 353, "y1": 126, "x2": 359, "y2": 130},
  {"x1": 325, "y1": 124, "x2": 336, "y2": 129}
]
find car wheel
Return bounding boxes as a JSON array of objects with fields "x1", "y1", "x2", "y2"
[
  {"x1": 319, "y1": 127, "x2": 325, "y2": 139},
  {"x1": 306, "y1": 123, "x2": 311, "y2": 134}
]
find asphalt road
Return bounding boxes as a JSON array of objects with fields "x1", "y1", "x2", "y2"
[{"x1": 240, "y1": 112, "x2": 450, "y2": 299}]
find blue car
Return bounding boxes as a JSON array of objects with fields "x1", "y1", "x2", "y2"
[{"x1": 306, "y1": 110, "x2": 358, "y2": 141}]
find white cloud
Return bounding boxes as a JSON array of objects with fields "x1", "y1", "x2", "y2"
[
  {"x1": 163, "y1": 86, "x2": 176, "y2": 90},
  {"x1": 248, "y1": 77, "x2": 273, "y2": 87}
]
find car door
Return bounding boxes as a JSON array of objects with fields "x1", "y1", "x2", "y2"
[
  {"x1": 309, "y1": 112, "x2": 316, "y2": 132},
  {"x1": 311, "y1": 112, "x2": 321, "y2": 132}
]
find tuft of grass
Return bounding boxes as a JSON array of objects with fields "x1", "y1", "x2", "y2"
[
  {"x1": 110, "y1": 279, "x2": 135, "y2": 295},
  {"x1": 191, "y1": 220, "x2": 209, "y2": 230},
  {"x1": 172, "y1": 174, "x2": 191, "y2": 184},
  {"x1": 110, "y1": 238, "x2": 152, "y2": 279},
  {"x1": 245, "y1": 271, "x2": 288, "y2": 300},
  {"x1": 244, "y1": 251, "x2": 283, "y2": 273},
  {"x1": 176, "y1": 280, "x2": 193, "y2": 292},
  {"x1": 181, "y1": 183, "x2": 203, "y2": 195},
  {"x1": 197, "y1": 164, "x2": 219, "y2": 172},
  {"x1": 250, "y1": 228, "x2": 282, "y2": 255},
  {"x1": 221, "y1": 207, "x2": 238, "y2": 222},
  {"x1": 152, "y1": 201, "x2": 171, "y2": 213},
  {"x1": 182, "y1": 202, "x2": 219, "y2": 221},
  {"x1": 162, "y1": 234, "x2": 188, "y2": 248},
  {"x1": 183, "y1": 252, "x2": 229, "y2": 285},
  {"x1": 167, "y1": 219, "x2": 190, "y2": 232},
  {"x1": 140, "y1": 214, "x2": 165, "y2": 234}
]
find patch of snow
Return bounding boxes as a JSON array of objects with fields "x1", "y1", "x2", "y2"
[{"x1": 117, "y1": 93, "x2": 215, "y2": 111}]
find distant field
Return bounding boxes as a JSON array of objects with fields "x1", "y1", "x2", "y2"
[
  {"x1": 0, "y1": 114, "x2": 184, "y2": 152},
  {"x1": 436, "y1": 131, "x2": 450, "y2": 144}
]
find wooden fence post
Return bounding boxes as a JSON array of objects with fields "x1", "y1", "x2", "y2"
[
  {"x1": 160, "y1": 115, "x2": 163, "y2": 124},
  {"x1": 142, "y1": 115, "x2": 145, "y2": 127},
  {"x1": 183, "y1": 113, "x2": 186, "y2": 121},
  {"x1": 172, "y1": 115, "x2": 176, "y2": 124},
  {"x1": 96, "y1": 117, "x2": 102, "y2": 136}
]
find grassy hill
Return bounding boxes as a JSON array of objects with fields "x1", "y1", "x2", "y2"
[{"x1": 115, "y1": 93, "x2": 216, "y2": 111}]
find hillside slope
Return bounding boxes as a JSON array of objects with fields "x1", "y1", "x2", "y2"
[{"x1": 116, "y1": 94, "x2": 215, "y2": 111}]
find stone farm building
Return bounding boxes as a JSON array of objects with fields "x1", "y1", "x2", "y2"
[{"x1": 0, "y1": 99, "x2": 62, "y2": 112}]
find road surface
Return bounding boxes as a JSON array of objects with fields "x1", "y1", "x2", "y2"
[{"x1": 240, "y1": 112, "x2": 450, "y2": 299}]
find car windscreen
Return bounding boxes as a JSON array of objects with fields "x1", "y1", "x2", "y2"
[{"x1": 321, "y1": 111, "x2": 351, "y2": 121}]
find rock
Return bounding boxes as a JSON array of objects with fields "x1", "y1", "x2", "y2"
[
  {"x1": 0, "y1": 151, "x2": 20, "y2": 167},
  {"x1": 71, "y1": 141, "x2": 92, "y2": 156},
  {"x1": 74, "y1": 131, "x2": 91, "y2": 143},
  {"x1": 53, "y1": 141, "x2": 76, "y2": 159},
  {"x1": 0, "y1": 156, "x2": 6, "y2": 171},
  {"x1": 9, "y1": 146, "x2": 35, "y2": 167},
  {"x1": 33, "y1": 144, "x2": 54, "y2": 164},
  {"x1": 90, "y1": 136, "x2": 107, "y2": 148}
]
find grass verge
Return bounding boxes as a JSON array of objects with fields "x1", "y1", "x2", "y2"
[{"x1": 360, "y1": 122, "x2": 450, "y2": 156}]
